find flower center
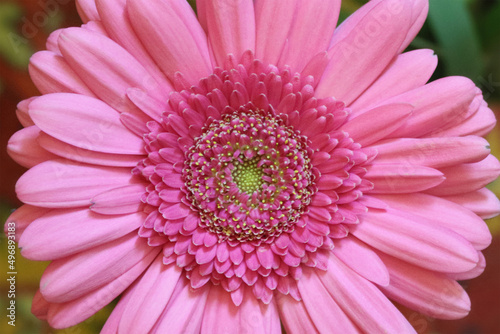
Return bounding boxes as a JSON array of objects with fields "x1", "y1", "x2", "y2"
[{"x1": 182, "y1": 108, "x2": 317, "y2": 244}]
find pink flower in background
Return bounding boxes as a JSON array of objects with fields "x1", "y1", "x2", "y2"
[{"x1": 6, "y1": 0, "x2": 500, "y2": 332}]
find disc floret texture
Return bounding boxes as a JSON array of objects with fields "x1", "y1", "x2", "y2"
[{"x1": 6, "y1": 0, "x2": 500, "y2": 333}]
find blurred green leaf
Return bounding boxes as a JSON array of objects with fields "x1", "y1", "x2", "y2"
[
  {"x1": 477, "y1": 1, "x2": 500, "y2": 51},
  {"x1": 0, "y1": 2, "x2": 34, "y2": 69},
  {"x1": 428, "y1": 0, "x2": 483, "y2": 81}
]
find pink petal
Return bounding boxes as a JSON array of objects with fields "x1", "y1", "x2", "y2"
[
  {"x1": 119, "y1": 254, "x2": 182, "y2": 333},
  {"x1": 297, "y1": 267, "x2": 361, "y2": 333},
  {"x1": 32, "y1": 290, "x2": 49, "y2": 320},
  {"x1": 46, "y1": 29, "x2": 63, "y2": 54},
  {"x1": 317, "y1": 0, "x2": 411, "y2": 104},
  {"x1": 351, "y1": 209, "x2": 479, "y2": 273},
  {"x1": 38, "y1": 132, "x2": 143, "y2": 167},
  {"x1": 46, "y1": 249, "x2": 157, "y2": 329},
  {"x1": 75, "y1": 0, "x2": 99, "y2": 23},
  {"x1": 350, "y1": 49, "x2": 437, "y2": 111},
  {"x1": 204, "y1": 0, "x2": 256, "y2": 67},
  {"x1": 15, "y1": 97, "x2": 36, "y2": 127},
  {"x1": 100, "y1": 279, "x2": 137, "y2": 333},
  {"x1": 19, "y1": 208, "x2": 144, "y2": 260},
  {"x1": 91, "y1": 183, "x2": 146, "y2": 215},
  {"x1": 426, "y1": 155, "x2": 500, "y2": 196},
  {"x1": 373, "y1": 136, "x2": 491, "y2": 169},
  {"x1": 7, "y1": 126, "x2": 57, "y2": 168},
  {"x1": 343, "y1": 103, "x2": 413, "y2": 146},
  {"x1": 29, "y1": 93, "x2": 144, "y2": 155},
  {"x1": 277, "y1": 294, "x2": 320, "y2": 334},
  {"x1": 448, "y1": 251, "x2": 486, "y2": 281},
  {"x1": 95, "y1": 0, "x2": 173, "y2": 93},
  {"x1": 375, "y1": 193, "x2": 492, "y2": 250},
  {"x1": 318, "y1": 255, "x2": 416, "y2": 333},
  {"x1": 378, "y1": 253, "x2": 471, "y2": 320},
  {"x1": 278, "y1": 0, "x2": 341, "y2": 72},
  {"x1": 16, "y1": 159, "x2": 135, "y2": 208},
  {"x1": 151, "y1": 276, "x2": 209, "y2": 333},
  {"x1": 29, "y1": 51, "x2": 95, "y2": 96},
  {"x1": 254, "y1": 0, "x2": 298, "y2": 66},
  {"x1": 333, "y1": 236, "x2": 390, "y2": 286},
  {"x1": 201, "y1": 286, "x2": 280, "y2": 333},
  {"x1": 444, "y1": 188, "x2": 500, "y2": 219},
  {"x1": 127, "y1": 0, "x2": 212, "y2": 85},
  {"x1": 58, "y1": 28, "x2": 164, "y2": 113},
  {"x1": 40, "y1": 233, "x2": 157, "y2": 303},
  {"x1": 364, "y1": 163, "x2": 444, "y2": 193},
  {"x1": 4, "y1": 205, "x2": 52, "y2": 242},
  {"x1": 398, "y1": 0, "x2": 429, "y2": 53},
  {"x1": 434, "y1": 103, "x2": 496, "y2": 138}
]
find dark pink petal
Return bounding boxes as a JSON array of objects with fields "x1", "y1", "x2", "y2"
[
  {"x1": 19, "y1": 209, "x2": 144, "y2": 260},
  {"x1": 351, "y1": 209, "x2": 479, "y2": 273},
  {"x1": 16, "y1": 159, "x2": 135, "y2": 208},
  {"x1": 7, "y1": 126, "x2": 58, "y2": 168}
]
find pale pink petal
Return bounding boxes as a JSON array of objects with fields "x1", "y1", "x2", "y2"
[
  {"x1": 372, "y1": 136, "x2": 491, "y2": 169},
  {"x1": 46, "y1": 250, "x2": 157, "y2": 329},
  {"x1": 204, "y1": 0, "x2": 255, "y2": 67},
  {"x1": 100, "y1": 282, "x2": 136, "y2": 333},
  {"x1": 151, "y1": 276, "x2": 209, "y2": 333},
  {"x1": 4, "y1": 205, "x2": 52, "y2": 242},
  {"x1": 278, "y1": 0, "x2": 341, "y2": 72},
  {"x1": 29, "y1": 93, "x2": 145, "y2": 155},
  {"x1": 426, "y1": 155, "x2": 500, "y2": 196},
  {"x1": 448, "y1": 251, "x2": 486, "y2": 281},
  {"x1": 434, "y1": 104, "x2": 496, "y2": 137},
  {"x1": 351, "y1": 209, "x2": 479, "y2": 273},
  {"x1": 364, "y1": 164, "x2": 444, "y2": 193},
  {"x1": 58, "y1": 27, "x2": 164, "y2": 113},
  {"x1": 384, "y1": 77, "x2": 477, "y2": 138},
  {"x1": 318, "y1": 255, "x2": 416, "y2": 333},
  {"x1": 16, "y1": 159, "x2": 135, "y2": 208},
  {"x1": 350, "y1": 49, "x2": 437, "y2": 111},
  {"x1": 201, "y1": 286, "x2": 281, "y2": 334},
  {"x1": 29, "y1": 51, "x2": 95, "y2": 96},
  {"x1": 128, "y1": 0, "x2": 212, "y2": 85},
  {"x1": 374, "y1": 194, "x2": 492, "y2": 250},
  {"x1": 444, "y1": 188, "x2": 500, "y2": 219},
  {"x1": 333, "y1": 236, "x2": 390, "y2": 286},
  {"x1": 254, "y1": 0, "x2": 298, "y2": 66},
  {"x1": 118, "y1": 254, "x2": 183, "y2": 333},
  {"x1": 343, "y1": 103, "x2": 413, "y2": 146},
  {"x1": 15, "y1": 97, "x2": 36, "y2": 127},
  {"x1": 38, "y1": 132, "x2": 143, "y2": 167},
  {"x1": 40, "y1": 233, "x2": 158, "y2": 303},
  {"x1": 95, "y1": 0, "x2": 173, "y2": 92},
  {"x1": 91, "y1": 184, "x2": 146, "y2": 215},
  {"x1": 277, "y1": 294, "x2": 321, "y2": 334},
  {"x1": 317, "y1": 0, "x2": 411, "y2": 104},
  {"x1": 46, "y1": 29, "x2": 63, "y2": 54},
  {"x1": 296, "y1": 267, "x2": 360, "y2": 333},
  {"x1": 19, "y1": 209, "x2": 144, "y2": 260},
  {"x1": 398, "y1": 0, "x2": 429, "y2": 53},
  {"x1": 7, "y1": 126, "x2": 58, "y2": 168},
  {"x1": 76, "y1": 0, "x2": 99, "y2": 23},
  {"x1": 378, "y1": 253, "x2": 471, "y2": 320}
]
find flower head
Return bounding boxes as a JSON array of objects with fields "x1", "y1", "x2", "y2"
[{"x1": 6, "y1": 0, "x2": 500, "y2": 332}]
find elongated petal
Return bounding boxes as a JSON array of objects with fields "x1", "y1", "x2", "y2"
[
  {"x1": 119, "y1": 255, "x2": 183, "y2": 333},
  {"x1": 333, "y1": 236, "x2": 390, "y2": 286},
  {"x1": 76, "y1": 0, "x2": 99, "y2": 22},
  {"x1": 30, "y1": 93, "x2": 144, "y2": 155},
  {"x1": 351, "y1": 209, "x2": 479, "y2": 273},
  {"x1": 4, "y1": 205, "x2": 52, "y2": 242},
  {"x1": 40, "y1": 233, "x2": 157, "y2": 303},
  {"x1": 91, "y1": 184, "x2": 146, "y2": 215},
  {"x1": 277, "y1": 294, "x2": 321, "y2": 334},
  {"x1": 373, "y1": 136, "x2": 490, "y2": 169},
  {"x1": 278, "y1": 0, "x2": 341, "y2": 72},
  {"x1": 16, "y1": 159, "x2": 134, "y2": 208},
  {"x1": 59, "y1": 28, "x2": 164, "y2": 113},
  {"x1": 343, "y1": 103, "x2": 413, "y2": 146},
  {"x1": 204, "y1": 0, "x2": 255, "y2": 66},
  {"x1": 317, "y1": 0, "x2": 411, "y2": 104},
  {"x1": 444, "y1": 188, "x2": 500, "y2": 219},
  {"x1": 375, "y1": 194, "x2": 492, "y2": 250},
  {"x1": 254, "y1": 0, "x2": 298, "y2": 65},
  {"x1": 350, "y1": 49, "x2": 437, "y2": 111},
  {"x1": 378, "y1": 253, "x2": 471, "y2": 320},
  {"x1": 128, "y1": 0, "x2": 212, "y2": 85},
  {"x1": 29, "y1": 51, "x2": 95, "y2": 96},
  {"x1": 365, "y1": 164, "x2": 444, "y2": 193},
  {"x1": 19, "y1": 209, "x2": 144, "y2": 260},
  {"x1": 318, "y1": 255, "x2": 416, "y2": 333},
  {"x1": 7, "y1": 126, "x2": 57, "y2": 168},
  {"x1": 16, "y1": 97, "x2": 36, "y2": 127},
  {"x1": 46, "y1": 250, "x2": 157, "y2": 329}
]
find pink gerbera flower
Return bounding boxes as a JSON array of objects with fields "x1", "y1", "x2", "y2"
[{"x1": 6, "y1": 0, "x2": 500, "y2": 332}]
